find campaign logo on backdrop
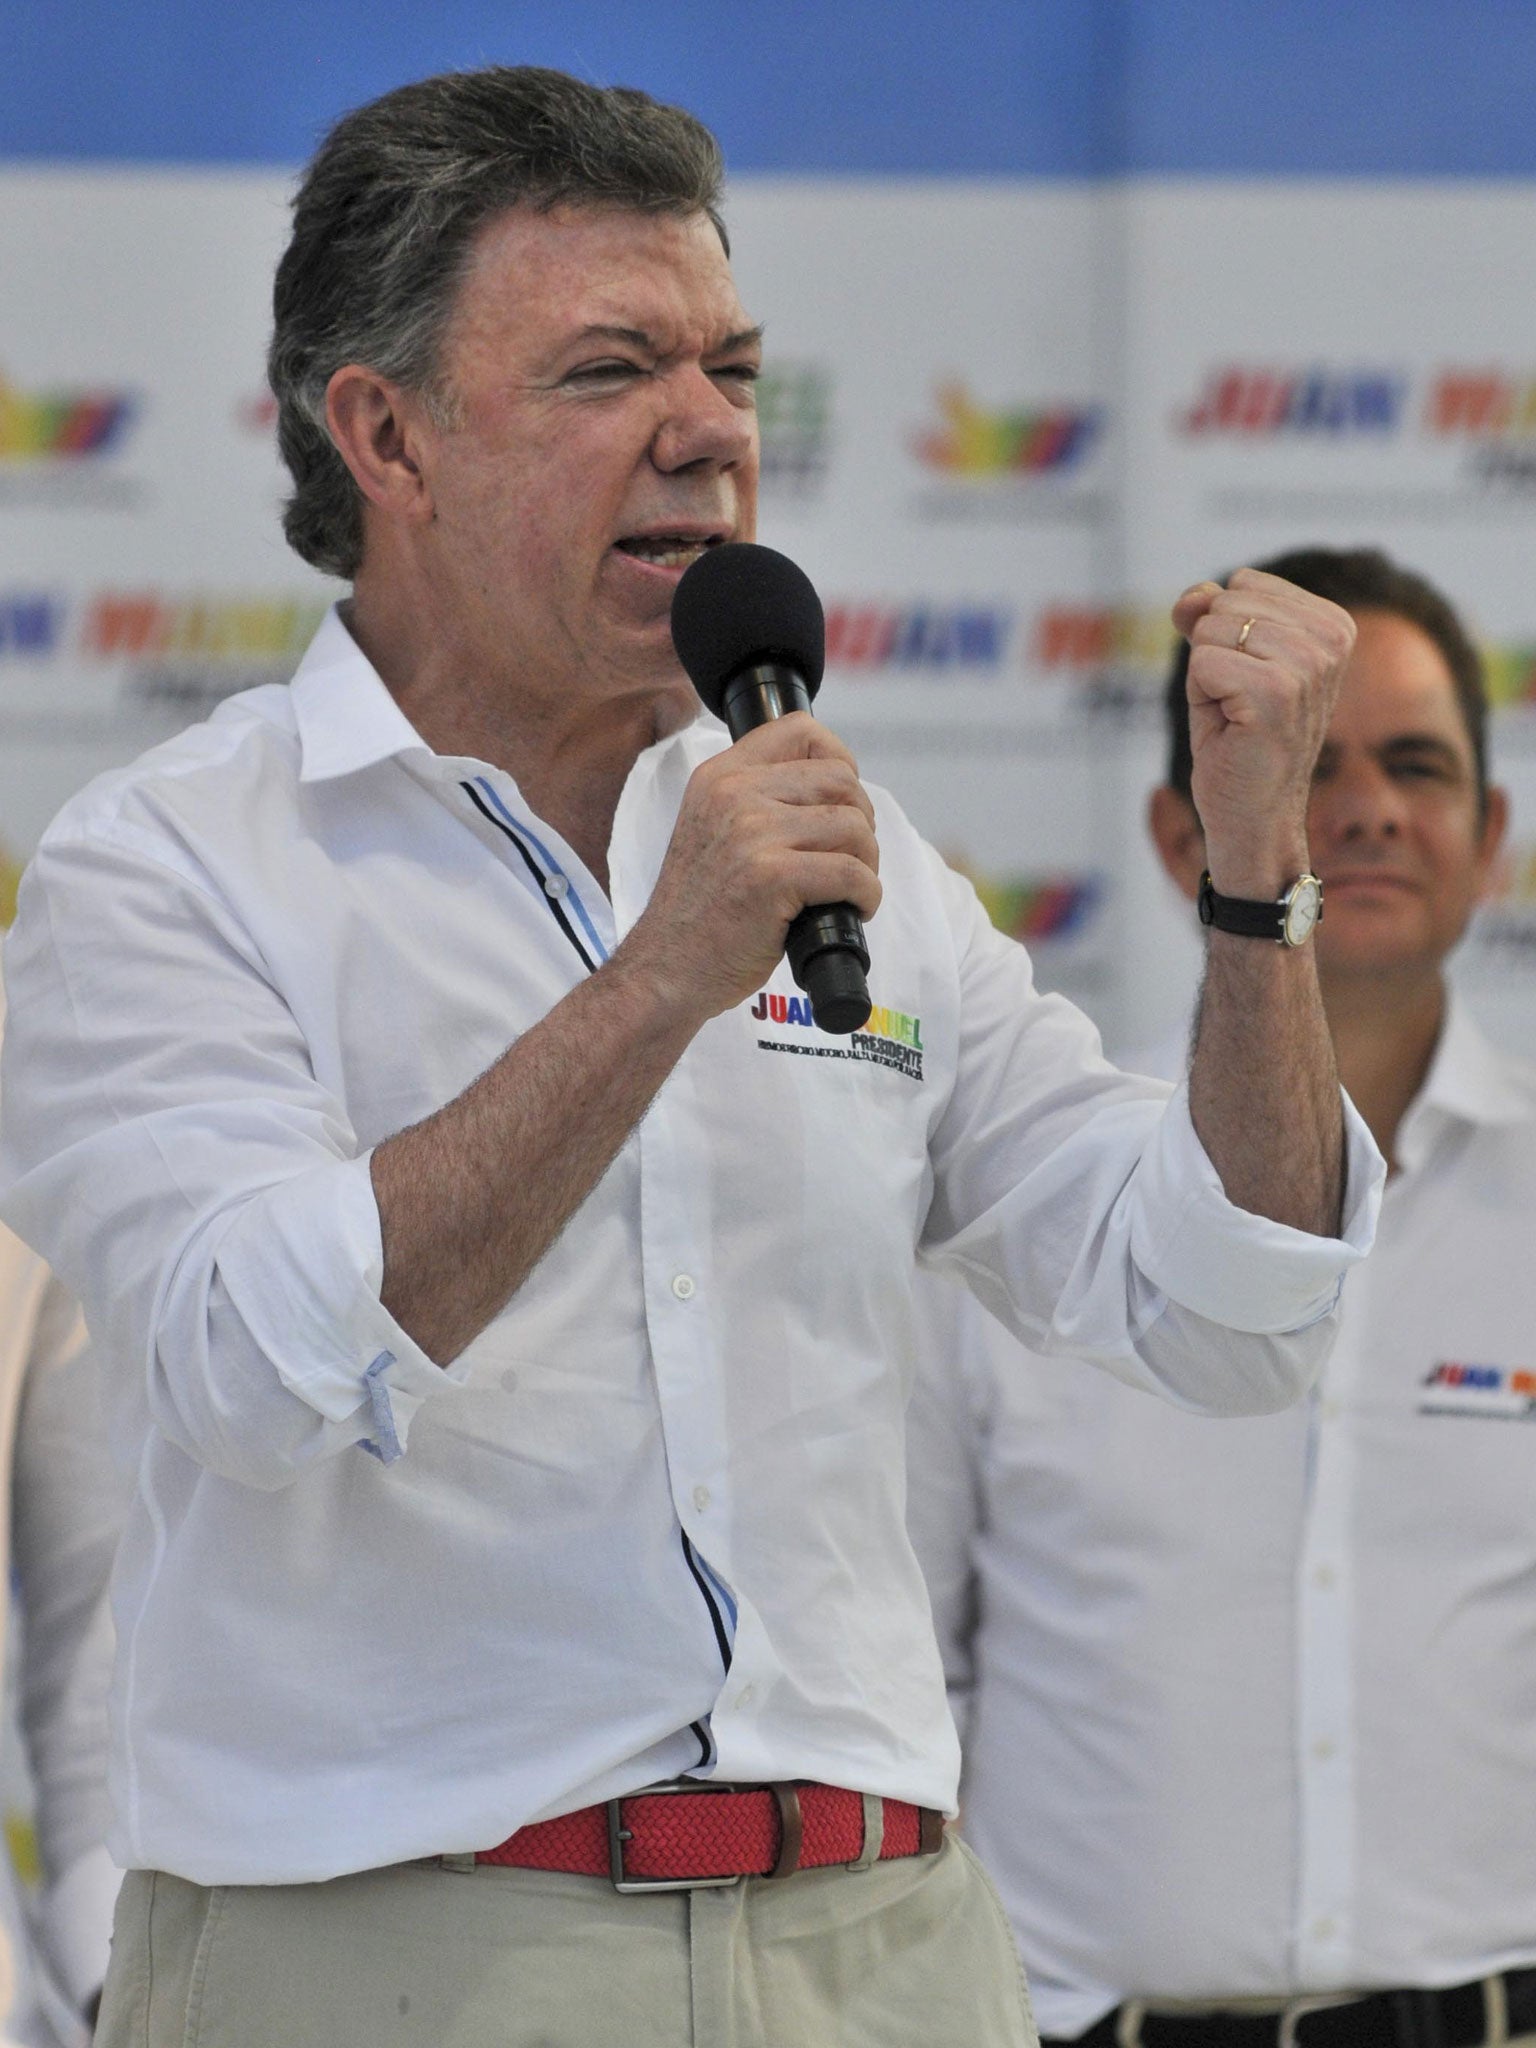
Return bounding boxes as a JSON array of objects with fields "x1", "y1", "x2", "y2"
[
  {"x1": 1029, "y1": 600, "x2": 1176, "y2": 709},
  {"x1": 819, "y1": 594, "x2": 1182, "y2": 699},
  {"x1": 910, "y1": 381, "x2": 1106, "y2": 523},
  {"x1": 1174, "y1": 360, "x2": 1536, "y2": 516},
  {"x1": 969, "y1": 869, "x2": 1105, "y2": 944},
  {"x1": 1032, "y1": 603, "x2": 1174, "y2": 678},
  {"x1": 755, "y1": 361, "x2": 833, "y2": 499},
  {"x1": 943, "y1": 853, "x2": 1110, "y2": 1002},
  {"x1": 824, "y1": 598, "x2": 1015, "y2": 677},
  {"x1": 1423, "y1": 368, "x2": 1536, "y2": 490},
  {"x1": 0, "y1": 595, "x2": 61, "y2": 660},
  {"x1": 0, "y1": 367, "x2": 141, "y2": 507},
  {"x1": 1486, "y1": 640, "x2": 1536, "y2": 709},
  {"x1": 0, "y1": 588, "x2": 331, "y2": 720},
  {"x1": 1177, "y1": 366, "x2": 1407, "y2": 438}
]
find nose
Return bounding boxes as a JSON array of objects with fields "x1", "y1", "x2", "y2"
[
  {"x1": 1309, "y1": 754, "x2": 1407, "y2": 851},
  {"x1": 650, "y1": 364, "x2": 757, "y2": 476}
]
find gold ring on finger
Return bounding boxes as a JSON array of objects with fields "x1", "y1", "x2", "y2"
[{"x1": 1236, "y1": 616, "x2": 1257, "y2": 652}]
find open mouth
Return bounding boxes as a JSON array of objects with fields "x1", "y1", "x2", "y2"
[{"x1": 613, "y1": 533, "x2": 724, "y2": 570}]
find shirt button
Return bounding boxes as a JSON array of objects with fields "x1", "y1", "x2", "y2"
[
  {"x1": 692, "y1": 1484, "x2": 711, "y2": 1513},
  {"x1": 544, "y1": 873, "x2": 569, "y2": 899},
  {"x1": 736, "y1": 1683, "x2": 755, "y2": 1709},
  {"x1": 1311, "y1": 1737, "x2": 1337, "y2": 1761},
  {"x1": 671, "y1": 1274, "x2": 696, "y2": 1301},
  {"x1": 1321, "y1": 1399, "x2": 1342, "y2": 1422},
  {"x1": 1312, "y1": 1564, "x2": 1337, "y2": 1590},
  {"x1": 1312, "y1": 1917, "x2": 1337, "y2": 1942}
]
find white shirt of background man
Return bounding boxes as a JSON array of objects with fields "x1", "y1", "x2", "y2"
[{"x1": 907, "y1": 1004, "x2": 1536, "y2": 2041}]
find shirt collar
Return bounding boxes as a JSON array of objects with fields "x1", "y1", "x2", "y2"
[
  {"x1": 1396, "y1": 991, "x2": 1533, "y2": 1171},
  {"x1": 288, "y1": 604, "x2": 724, "y2": 792},
  {"x1": 290, "y1": 605, "x2": 431, "y2": 785}
]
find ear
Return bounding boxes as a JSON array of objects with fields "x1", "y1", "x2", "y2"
[
  {"x1": 1474, "y1": 784, "x2": 1511, "y2": 900},
  {"x1": 1147, "y1": 785, "x2": 1207, "y2": 903},
  {"x1": 324, "y1": 364, "x2": 437, "y2": 526}
]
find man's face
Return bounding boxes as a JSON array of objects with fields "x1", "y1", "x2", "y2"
[
  {"x1": 417, "y1": 203, "x2": 761, "y2": 706},
  {"x1": 1303, "y1": 608, "x2": 1504, "y2": 985}
]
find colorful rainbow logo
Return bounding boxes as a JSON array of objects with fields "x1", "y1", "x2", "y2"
[
  {"x1": 915, "y1": 382, "x2": 1100, "y2": 475},
  {"x1": 964, "y1": 869, "x2": 1104, "y2": 944},
  {"x1": 0, "y1": 372, "x2": 136, "y2": 460},
  {"x1": 750, "y1": 989, "x2": 924, "y2": 1049}
]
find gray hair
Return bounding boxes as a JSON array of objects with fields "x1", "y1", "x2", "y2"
[{"x1": 268, "y1": 65, "x2": 728, "y2": 580}]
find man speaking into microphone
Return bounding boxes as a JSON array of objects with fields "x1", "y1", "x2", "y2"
[{"x1": 0, "y1": 65, "x2": 1378, "y2": 2048}]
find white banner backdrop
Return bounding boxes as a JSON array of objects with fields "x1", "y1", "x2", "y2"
[{"x1": 0, "y1": 168, "x2": 1532, "y2": 1055}]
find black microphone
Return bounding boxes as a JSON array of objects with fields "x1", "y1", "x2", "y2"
[{"x1": 671, "y1": 542, "x2": 872, "y2": 1035}]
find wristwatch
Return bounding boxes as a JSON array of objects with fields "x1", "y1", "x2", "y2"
[{"x1": 1198, "y1": 870, "x2": 1323, "y2": 947}]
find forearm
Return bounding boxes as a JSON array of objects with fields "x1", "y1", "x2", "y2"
[
  {"x1": 372, "y1": 944, "x2": 702, "y2": 1363},
  {"x1": 1171, "y1": 565, "x2": 1357, "y2": 1239},
  {"x1": 1189, "y1": 929, "x2": 1344, "y2": 1237}
]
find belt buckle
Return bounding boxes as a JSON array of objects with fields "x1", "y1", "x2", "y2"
[{"x1": 606, "y1": 1781, "x2": 748, "y2": 1894}]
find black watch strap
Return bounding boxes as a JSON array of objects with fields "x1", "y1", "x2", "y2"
[
  {"x1": 1197, "y1": 872, "x2": 1288, "y2": 940},
  {"x1": 1198, "y1": 870, "x2": 1324, "y2": 946}
]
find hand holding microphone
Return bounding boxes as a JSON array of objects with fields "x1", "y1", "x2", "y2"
[{"x1": 669, "y1": 544, "x2": 875, "y2": 1034}]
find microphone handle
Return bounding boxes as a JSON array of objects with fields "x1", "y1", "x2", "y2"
[
  {"x1": 720, "y1": 664, "x2": 873, "y2": 1036},
  {"x1": 786, "y1": 902, "x2": 872, "y2": 1036}
]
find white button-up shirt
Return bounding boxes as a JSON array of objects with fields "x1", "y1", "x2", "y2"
[
  {"x1": 0, "y1": 609, "x2": 1379, "y2": 1888},
  {"x1": 908, "y1": 1004, "x2": 1536, "y2": 2040}
]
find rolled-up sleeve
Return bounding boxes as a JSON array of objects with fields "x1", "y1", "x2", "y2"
[
  {"x1": 919, "y1": 847, "x2": 1384, "y2": 1416},
  {"x1": 1131, "y1": 1076, "x2": 1379, "y2": 1333},
  {"x1": 0, "y1": 824, "x2": 459, "y2": 1490}
]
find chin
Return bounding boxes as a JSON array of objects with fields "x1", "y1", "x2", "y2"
[
  {"x1": 1318, "y1": 933, "x2": 1437, "y2": 980},
  {"x1": 602, "y1": 619, "x2": 687, "y2": 679}
]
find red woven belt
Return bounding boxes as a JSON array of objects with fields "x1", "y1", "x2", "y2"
[{"x1": 475, "y1": 1782, "x2": 946, "y2": 1891}]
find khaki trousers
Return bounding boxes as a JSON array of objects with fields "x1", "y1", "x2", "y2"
[{"x1": 97, "y1": 1832, "x2": 1037, "y2": 2048}]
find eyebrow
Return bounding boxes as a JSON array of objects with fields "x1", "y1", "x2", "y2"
[
  {"x1": 1316, "y1": 732, "x2": 1467, "y2": 770},
  {"x1": 1379, "y1": 734, "x2": 1465, "y2": 765},
  {"x1": 569, "y1": 323, "x2": 766, "y2": 354}
]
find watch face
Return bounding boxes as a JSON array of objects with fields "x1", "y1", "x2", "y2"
[{"x1": 1283, "y1": 876, "x2": 1323, "y2": 946}]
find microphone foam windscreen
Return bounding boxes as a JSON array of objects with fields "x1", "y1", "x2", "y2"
[{"x1": 670, "y1": 542, "x2": 826, "y2": 718}]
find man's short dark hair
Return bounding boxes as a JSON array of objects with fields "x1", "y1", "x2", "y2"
[
  {"x1": 268, "y1": 65, "x2": 728, "y2": 580},
  {"x1": 1164, "y1": 546, "x2": 1489, "y2": 811}
]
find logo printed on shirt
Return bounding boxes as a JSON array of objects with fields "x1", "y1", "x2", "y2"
[
  {"x1": 747, "y1": 990, "x2": 925, "y2": 1083},
  {"x1": 1418, "y1": 1359, "x2": 1536, "y2": 1421}
]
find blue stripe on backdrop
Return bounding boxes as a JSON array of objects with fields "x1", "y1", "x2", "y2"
[
  {"x1": 1123, "y1": 0, "x2": 1536, "y2": 176},
  {"x1": 4, "y1": 0, "x2": 1110, "y2": 174},
  {"x1": 7, "y1": 0, "x2": 1536, "y2": 176}
]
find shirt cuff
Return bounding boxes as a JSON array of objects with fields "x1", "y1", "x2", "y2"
[
  {"x1": 214, "y1": 1150, "x2": 462, "y2": 1458},
  {"x1": 40, "y1": 1845, "x2": 120, "y2": 2011},
  {"x1": 1129, "y1": 1080, "x2": 1384, "y2": 1333}
]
